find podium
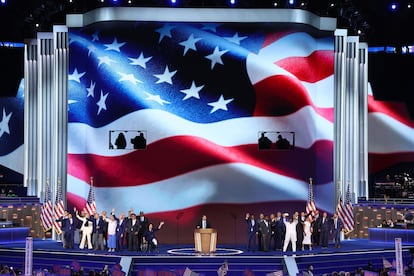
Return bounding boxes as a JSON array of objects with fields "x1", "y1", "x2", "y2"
[{"x1": 194, "y1": 228, "x2": 217, "y2": 254}]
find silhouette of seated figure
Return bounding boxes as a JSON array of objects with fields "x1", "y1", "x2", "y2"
[
  {"x1": 131, "y1": 132, "x2": 147, "y2": 149},
  {"x1": 115, "y1": 133, "x2": 127, "y2": 149},
  {"x1": 275, "y1": 134, "x2": 291, "y2": 150},
  {"x1": 258, "y1": 132, "x2": 272, "y2": 150}
]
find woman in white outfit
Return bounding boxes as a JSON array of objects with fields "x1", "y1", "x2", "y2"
[
  {"x1": 302, "y1": 219, "x2": 312, "y2": 251},
  {"x1": 283, "y1": 215, "x2": 298, "y2": 253},
  {"x1": 75, "y1": 208, "x2": 93, "y2": 250}
]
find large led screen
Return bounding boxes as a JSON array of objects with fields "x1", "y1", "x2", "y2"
[{"x1": 67, "y1": 20, "x2": 335, "y2": 244}]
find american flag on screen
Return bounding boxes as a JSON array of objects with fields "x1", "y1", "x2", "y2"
[
  {"x1": 367, "y1": 90, "x2": 414, "y2": 175},
  {"x1": 53, "y1": 178, "x2": 65, "y2": 234},
  {"x1": 0, "y1": 84, "x2": 24, "y2": 184},
  {"x1": 40, "y1": 179, "x2": 53, "y2": 232},
  {"x1": 66, "y1": 21, "x2": 336, "y2": 223}
]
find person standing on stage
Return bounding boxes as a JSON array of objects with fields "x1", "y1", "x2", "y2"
[
  {"x1": 245, "y1": 213, "x2": 258, "y2": 252},
  {"x1": 196, "y1": 215, "x2": 212, "y2": 229},
  {"x1": 331, "y1": 212, "x2": 343, "y2": 248},
  {"x1": 105, "y1": 213, "x2": 118, "y2": 252},
  {"x1": 312, "y1": 210, "x2": 320, "y2": 246},
  {"x1": 56, "y1": 210, "x2": 69, "y2": 248},
  {"x1": 116, "y1": 212, "x2": 127, "y2": 252},
  {"x1": 126, "y1": 213, "x2": 140, "y2": 251},
  {"x1": 318, "y1": 212, "x2": 330, "y2": 248},
  {"x1": 269, "y1": 213, "x2": 277, "y2": 250},
  {"x1": 302, "y1": 218, "x2": 313, "y2": 251},
  {"x1": 257, "y1": 213, "x2": 265, "y2": 251},
  {"x1": 283, "y1": 214, "x2": 298, "y2": 254},
  {"x1": 259, "y1": 215, "x2": 271, "y2": 252},
  {"x1": 56, "y1": 212, "x2": 76, "y2": 249},
  {"x1": 92, "y1": 212, "x2": 105, "y2": 251},
  {"x1": 275, "y1": 212, "x2": 285, "y2": 250},
  {"x1": 101, "y1": 210, "x2": 109, "y2": 249},
  {"x1": 75, "y1": 208, "x2": 93, "y2": 250},
  {"x1": 138, "y1": 211, "x2": 149, "y2": 251}
]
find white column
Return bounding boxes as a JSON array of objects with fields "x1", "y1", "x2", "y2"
[
  {"x1": 24, "y1": 39, "x2": 39, "y2": 197},
  {"x1": 334, "y1": 29, "x2": 347, "y2": 207},
  {"x1": 358, "y1": 43, "x2": 369, "y2": 199}
]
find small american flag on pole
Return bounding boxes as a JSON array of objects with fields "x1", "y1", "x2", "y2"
[
  {"x1": 344, "y1": 182, "x2": 354, "y2": 232},
  {"x1": 85, "y1": 176, "x2": 97, "y2": 215},
  {"x1": 336, "y1": 180, "x2": 354, "y2": 233},
  {"x1": 306, "y1": 177, "x2": 317, "y2": 221},
  {"x1": 53, "y1": 177, "x2": 65, "y2": 234},
  {"x1": 40, "y1": 179, "x2": 53, "y2": 232}
]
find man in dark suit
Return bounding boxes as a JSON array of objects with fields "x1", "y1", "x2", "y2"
[
  {"x1": 245, "y1": 213, "x2": 258, "y2": 252},
  {"x1": 92, "y1": 212, "x2": 105, "y2": 251},
  {"x1": 275, "y1": 212, "x2": 286, "y2": 250},
  {"x1": 259, "y1": 215, "x2": 272, "y2": 252},
  {"x1": 126, "y1": 213, "x2": 140, "y2": 251},
  {"x1": 56, "y1": 212, "x2": 76, "y2": 249},
  {"x1": 331, "y1": 212, "x2": 344, "y2": 248},
  {"x1": 257, "y1": 213, "x2": 265, "y2": 251},
  {"x1": 269, "y1": 213, "x2": 277, "y2": 250},
  {"x1": 137, "y1": 211, "x2": 149, "y2": 251},
  {"x1": 318, "y1": 212, "x2": 330, "y2": 248},
  {"x1": 196, "y1": 214, "x2": 211, "y2": 229},
  {"x1": 115, "y1": 212, "x2": 127, "y2": 252}
]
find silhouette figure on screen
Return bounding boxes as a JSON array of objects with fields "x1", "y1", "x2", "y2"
[
  {"x1": 258, "y1": 132, "x2": 272, "y2": 149},
  {"x1": 131, "y1": 132, "x2": 147, "y2": 149},
  {"x1": 115, "y1": 132, "x2": 127, "y2": 149},
  {"x1": 275, "y1": 134, "x2": 291, "y2": 150}
]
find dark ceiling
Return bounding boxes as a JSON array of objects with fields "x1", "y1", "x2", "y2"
[{"x1": 0, "y1": 0, "x2": 413, "y2": 45}]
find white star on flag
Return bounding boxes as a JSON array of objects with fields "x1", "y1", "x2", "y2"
[
  {"x1": 129, "y1": 52, "x2": 153, "y2": 69},
  {"x1": 97, "y1": 56, "x2": 116, "y2": 67},
  {"x1": 180, "y1": 81, "x2": 204, "y2": 100},
  {"x1": 144, "y1": 92, "x2": 171, "y2": 106},
  {"x1": 104, "y1": 38, "x2": 126, "y2": 52},
  {"x1": 208, "y1": 95, "x2": 234, "y2": 113},
  {"x1": 87, "y1": 45, "x2": 97, "y2": 57},
  {"x1": 86, "y1": 81, "x2": 95, "y2": 98},
  {"x1": 154, "y1": 65, "x2": 177, "y2": 85},
  {"x1": 156, "y1": 24, "x2": 175, "y2": 43},
  {"x1": 118, "y1": 72, "x2": 142, "y2": 85},
  {"x1": 0, "y1": 108, "x2": 12, "y2": 138},
  {"x1": 224, "y1": 32, "x2": 248, "y2": 45},
  {"x1": 96, "y1": 90, "x2": 109, "y2": 115},
  {"x1": 205, "y1": 46, "x2": 228, "y2": 70},
  {"x1": 179, "y1": 34, "x2": 202, "y2": 56},
  {"x1": 68, "y1": 68, "x2": 86, "y2": 83}
]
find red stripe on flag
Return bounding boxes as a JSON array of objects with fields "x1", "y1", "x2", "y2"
[
  {"x1": 68, "y1": 140, "x2": 334, "y2": 188},
  {"x1": 275, "y1": 50, "x2": 334, "y2": 83}
]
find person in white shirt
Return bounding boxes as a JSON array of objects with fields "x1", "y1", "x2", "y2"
[
  {"x1": 75, "y1": 208, "x2": 93, "y2": 250},
  {"x1": 283, "y1": 214, "x2": 298, "y2": 254},
  {"x1": 105, "y1": 214, "x2": 118, "y2": 252}
]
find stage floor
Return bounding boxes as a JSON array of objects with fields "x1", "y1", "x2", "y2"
[{"x1": 0, "y1": 238, "x2": 409, "y2": 256}]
